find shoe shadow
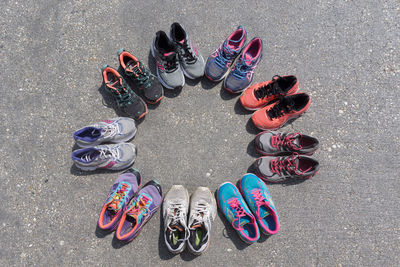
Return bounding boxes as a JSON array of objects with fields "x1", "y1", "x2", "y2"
[
  {"x1": 234, "y1": 98, "x2": 253, "y2": 115},
  {"x1": 245, "y1": 117, "x2": 261, "y2": 135},
  {"x1": 94, "y1": 224, "x2": 113, "y2": 238},
  {"x1": 185, "y1": 76, "x2": 201, "y2": 87},
  {"x1": 213, "y1": 190, "x2": 250, "y2": 251},
  {"x1": 200, "y1": 76, "x2": 219, "y2": 90},
  {"x1": 164, "y1": 86, "x2": 182, "y2": 98},
  {"x1": 219, "y1": 84, "x2": 238, "y2": 101},
  {"x1": 158, "y1": 209, "x2": 177, "y2": 260},
  {"x1": 180, "y1": 249, "x2": 199, "y2": 261},
  {"x1": 246, "y1": 139, "x2": 260, "y2": 158}
]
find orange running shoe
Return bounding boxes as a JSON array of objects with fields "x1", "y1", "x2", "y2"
[
  {"x1": 240, "y1": 75, "x2": 298, "y2": 111},
  {"x1": 252, "y1": 93, "x2": 310, "y2": 130}
]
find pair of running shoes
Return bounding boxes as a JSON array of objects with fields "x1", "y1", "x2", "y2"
[
  {"x1": 101, "y1": 49, "x2": 164, "y2": 120},
  {"x1": 97, "y1": 169, "x2": 162, "y2": 243},
  {"x1": 204, "y1": 26, "x2": 263, "y2": 93},
  {"x1": 151, "y1": 22, "x2": 205, "y2": 89},
  {"x1": 72, "y1": 118, "x2": 137, "y2": 171},
  {"x1": 240, "y1": 75, "x2": 311, "y2": 130},
  {"x1": 217, "y1": 174, "x2": 279, "y2": 244},
  {"x1": 252, "y1": 131, "x2": 320, "y2": 182},
  {"x1": 163, "y1": 185, "x2": 216, "y2": 255}
]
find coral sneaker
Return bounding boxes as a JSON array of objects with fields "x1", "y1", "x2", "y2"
[
  {"x1": 240, "y1": 75, "x2": 298, "y2": 110},
  {"x1": 116, "y1": 180, "x2": 163, "y2": 242},
  {"x1": 253, "y1": 153, "x2": 320, "y2": 183},
  {"x1": 239, "y1": 174, "x2": 279, "y2": 235},
  {"x1": 118, "y1": 49, "x2": 163, "y2": 104},
  {"x1": 217, "y1": 182, "x2": 260, "y2": 244},
  {"x1": 252, "y1": 93, "x2": 310, "y2": 130},
  {"x1": 205, "y1": 26, "x2": 247, "y2": 82},
  {"x1": 255, "y1": 131, "x2": 319, "y2": 156},
  {"x1": 101, "y1": 65, "x2": 148, "y2": 120},
  {"x1": 97, "y1": 169, "x2": 142, "y2": 231},
  {"x1": 224, "y1": 37, "x2": 263, "y2": 93}
]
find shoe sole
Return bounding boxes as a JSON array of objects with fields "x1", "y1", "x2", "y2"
[
  {"x1": 215, "y1": 182, "x2": 257, "y2": 245},
  {"x1": 150, "y1": 44, "x2": 185, "y2": 90}
]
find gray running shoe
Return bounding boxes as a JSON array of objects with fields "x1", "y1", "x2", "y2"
[
  {"x1": 187, "y1": 187, "x2": 217, "y2": 255},
  {"x1": 163, "y1": 185, "x2": 190, "y2": 254},
  {"x1": 73, "y1": 117, "x2": 137, "y2": 148},
  {"x1": 170, "y1": 22, "x2": 205, "y2": 79},
  {"x1": 72, "y1": 143, "x2": 136, "y2": 171},
  {"x1": 151, "y1": 31, "x2": 185, "y2": 89},
  {"x1": 255, "y1": 131, "x2": 319, "y2": 156}
]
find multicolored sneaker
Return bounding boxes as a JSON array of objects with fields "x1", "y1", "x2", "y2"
[
  {"x1": 217, "y1": 182, "x2": 260, "y2": 244},
  {"x1": 205, "y1": 26, "x2": 247, "y2": 82},
  {"x1": 101, "y1": 65, "x2": 148, "y2": 119},
  {"x1": 73, "y1": 117, "x2": 137, "y2": 148},
  {"x1": 239, "y1": 174, "x2": 279, "y2": 235},
  {"x1": 115, "y1": 180, "x2": 163, "y2": 242},
  {"x1": 252, "y1": 93, "x2": 311, "y2": 130},
  {"x1": 163, "y1": 185, "x2": 190, "y2": 254},
  {"x1": 253, "y1": 153, "x2": 320, "y2": 183},
  {"x1": 71, "y1": 143, "x2": 136, "y2": 171},
  {"x1": 224, "y1": 37, "x2": 263, "y2": 93},
  {"x1": 151, "y1": 31, "x2": 184, "y2": 89},
  {"x1": 240, "y1": 75, "x2": 298, "y2": 111},
  {"x1": 97, "y1": 168, "x2": 142, "y2": 231},
  {"x1": 117, "y1": 49, "x2": 164, "y2": 104},
  {"x1": 170, "y1": 22, "x2": 205, "y2": 79},
  {"x1": 255, "y1": 131, "x2": 319, "y2": 156},
  {"x1": 187, "y1": 187, "x2": 217, "y2": 255}
]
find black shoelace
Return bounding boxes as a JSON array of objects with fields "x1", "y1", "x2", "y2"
[
  {"x1": 180, "y1": 41, "x2": 196, "y2": 63},
  {"x1": 267, "y1": 99, "x2": 295, "y2": 119},
  {"x1": 254, "y1": 76, "x2": 283, "y2": 100},
  {"x1": 162, "y1": 53, "x2": 178, "y2": 72}
]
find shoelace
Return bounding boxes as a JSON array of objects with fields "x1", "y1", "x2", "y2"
[
  {"x1": 215, "y1": 45, "x2": 236, "y2": 68},
  {"x1": 180, "y1": 41, "x2": 196, "y2": 63},
  {"x1": 167, "y1": 202, "x2": 190, "y2": 241},
  {"x1": 227, "y1": 198, "x2": 247, "y2": 231},
  {"x1": 254, "y1": 75, "x2": 282, "y2": 100},
  {"x1": 266, "y1": 99, "x2": 295, "y2": 119},
  {"x1": 162, "y1": 53, "x2": 178, "y2": 72},
  {"x1": 250, "y1": 188, "x2": 270, "y2": 221},
  {"x1": 270, "y1": 153, "x2": 311, "y2": 176},
  {"x1": 126, "y1": 62, "x2": 153, "y2": 88},
  {"x1": 106, "y1": 79, "x2": 132, "y2": 107},
  {"x1": 99, "y1": 122, "x2": 120, "y2": 139},
  {"x1": 271, "y1": 133, "x2": 302, "y2": 151},
  {"x1": 231, "y1": 59, "x2": 254, "y2": 79},
  {"x1": 81, "y1": 146, "x2": 120, "y2": 162},
  {"x1": 127, "y1": 194, "x2": 151, "y2": 218},
  {"x1": 189, "y1": 203, "x2": 211, "y2": 240},
  {"x1": 107, "y1": 183, "x2": 130, "y2": 211}
]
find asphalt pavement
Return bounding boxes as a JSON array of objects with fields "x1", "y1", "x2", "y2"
[{"x1": 0, "y1": 0, "x2": 399, "y2": 266}]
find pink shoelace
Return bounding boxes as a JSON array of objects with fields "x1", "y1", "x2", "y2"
[
  {"x1": 227, "y1": 198, "x2": 247, "y2": 231},
  {"x1": 270, "y1": 153, "x2": 311, "y2": 176},
  {"x1": 271, "y1": 133, "x2": 302, "y2": 151}
]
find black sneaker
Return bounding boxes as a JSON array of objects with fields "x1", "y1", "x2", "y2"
[
  {"x1": 101, "y1": 65, "x2": 148, "y2": 120},
  {"x1": 253, "y1": 153, "x2": 319, "y2": 183},
  {"x1": 117, "y1": 49, "x2": 164, "y2": 104}
]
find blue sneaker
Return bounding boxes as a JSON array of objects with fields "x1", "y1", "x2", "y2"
[
  {"x1": 239, "y1": 173, "x2": 280, "y2": 235},
  {"x1": 224, "y1": 37, "x2": 263, "y2": 93},
  {"x1": 217, "y1": 182, "x2": 260, "y2": 244},
  {"x1": 204, "y1": 26, "x2": 247, "y2": 82}
]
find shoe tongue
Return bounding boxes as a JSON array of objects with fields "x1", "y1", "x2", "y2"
[
  {"x1": 244, "y1": 53, "x2": 253, "y2": 63},
  {"x1": 236, "y1": 215, "x2": 252, "y2": 228},
  {"x1": 258, "y1": 202, "x2": 271, "y2": 219},
  {"x1": 290, "y1": 133, "x2": 302, "y2": 148},
  {"x1": 163, "y1": 51, "x2": 174, "y2": 57},
  {"x1": 170, "y1": 222, "x2": 184, "y2": 232},
  {"x1": 126, "y1": 60, "x2": 139, "y2": 72}
]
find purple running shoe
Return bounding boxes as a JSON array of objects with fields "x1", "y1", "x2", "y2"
[
  {"x1": 97, "y1": 168, "x2": 142, "y2": 231},
  {"x1": 115, "y1": 180, "x2": 163, "y2": 242},
  {"x1": 205, "y1": 26, "x2": 247, "y2": 82}
]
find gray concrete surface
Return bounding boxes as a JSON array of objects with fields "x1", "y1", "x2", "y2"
[{"x1": 0, "y1": 0, "x2": 399, "y2": 266}]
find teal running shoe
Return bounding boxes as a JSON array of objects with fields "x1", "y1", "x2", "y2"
[
  {"x1": 239, "y1": 173, "x2": 280, "y2": 235},
  {"x1": 216, "y1": 182, "x2": 259, "y2": 244}
]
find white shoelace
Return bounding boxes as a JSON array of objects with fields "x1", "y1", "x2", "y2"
[
  {"x1": 99, "y1": 122, "x2": 120, "y2": 139},
  {"x1": 167, "y1": 203, "x2": 190, "y2": 242},
  {"x1": 189, "y1": 203, "x2": 211, "y2": 240},
  {"x1": 82, "y1": 146, "x2": 120, "y2": 162}
]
